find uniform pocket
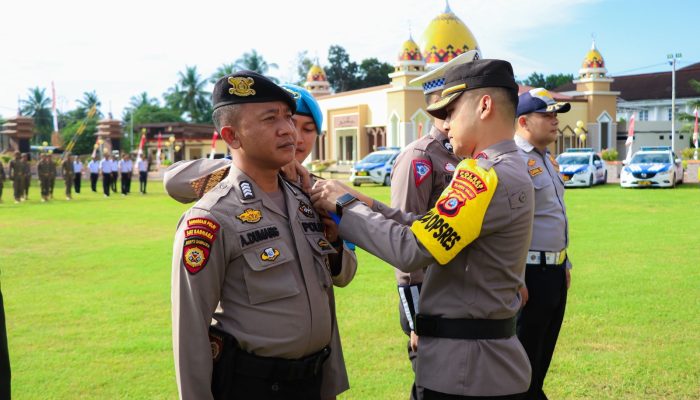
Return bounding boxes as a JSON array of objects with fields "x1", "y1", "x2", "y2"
[
  {"x1": 304, "y1": 234, "x2": 335, "y2": 289},
  {"x1": 242, "y1": 242, "x2": 300, "y2": 304}
]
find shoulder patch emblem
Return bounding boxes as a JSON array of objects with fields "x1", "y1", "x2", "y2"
[
  {"x1": 527, "y1": 159, "x2": 536, "y2": 167},
  {"x1": 529, "y1": 167, "x2": 543, "y2": 177},
  {"x1": 182, "y1": 240, "x2": 211, "y2": 275},
  {"x1": 444, "y1": 163, "x2": 456, "y2": 172},
  {"x1": 548, "y1": 154, "x2": 560, "y2": 173},
  {"x1": 239, "y1": 181, "x2": 255, "y2": 200},
  {"x1": 228, "y1": 76, "x2": 256, "y2": 97},
  {"x1": 436, "y1": 195, "x2": 466, "y2": 217},
  {"x1": 298, "y1": 201, "x2": 314, "y2": 218},
  {"x1": 237, "y1": 208, "x2": 262, "y2": 223},
  {"x1": 260, "y1": 247, "x2": 280, "y2": 262},
  {"x1": 412, "y1": 159, "x2": 432, "y2": 187},
  {"x1": 187, "y1": 217, "x2": 220, "y2": 232}
]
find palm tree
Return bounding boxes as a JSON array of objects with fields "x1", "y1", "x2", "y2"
[
  {"x1": 165, "y1": 66, "x2": 211, "y2": 123},
  {"x1": 129, "y1": 92, "x2": 159, "y2": 109},
  {"x1": 234, "y1": 50, "x2": 279, "y2": 83},
  {"x1": 20, "y1": 87, "x2": 53, "y2": 143},
  {"x1": 76, "y1": 91, "x2": 103, "y2": 119},
  {"x1": 210, "y1": 63, "x2": 237, "y2": 84}
]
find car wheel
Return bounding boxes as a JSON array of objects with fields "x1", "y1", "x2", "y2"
[
  {"x1": 603, "y1": 170, "x2": 608, "y2": 184},
  {"x1": 352, "y1": 182, "x2": 361, "y2": 187},
  {"x1": 587, "y1": 174, "x2": 593, "y2": 187},
  {"x1": 383, "y1": 175, "x2": 391, "y2": 186},
  {"x1": 671, "y1": 173, "x2": 676, "y2": 188}
]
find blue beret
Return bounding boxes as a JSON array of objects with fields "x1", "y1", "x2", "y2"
[{"x1": 280, "y1": 84, "x2": 323, "y2": 136}]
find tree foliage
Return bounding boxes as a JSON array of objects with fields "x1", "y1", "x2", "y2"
[
  {"x1": 233, "y1": 50, "x2": 279, "y2": 83},
  {"x1": 164, "y1": 66, "x2": 211, "y2": 123},
  {"x1": 325, "y1": 45, "x2": 393, "y2": 92},
  {"x1": 20, "y1": 87, "x2": 53, "y2": 144},
  {"x1": 522, "y1": 72, "x2": 574, "y2": 90}
]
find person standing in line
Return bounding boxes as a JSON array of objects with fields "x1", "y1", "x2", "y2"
[
  {"x1": 100, "y1": 154, "x2": 113, "y2": 197},
  {"x1": 73, "y1": 155, "x2": 84, "y2": 194},
  {"x1": 88, "y1": 157, "x2": 100, "y2": 192},
  {"x1": 8, "y1": 152, "x2": 25, "y2": 203},
  {"x1": 0, "y1": 158, "x2": 5, "y2": 203},
  {"x1": 37, "y1": 154, "x2": 53, "y2": 202},
  {"x1": 61, "y1": 153, "x2": 73, "y2": 201},
  {"x1": 110, "y1": 153, "x2": 119, "y2": 193},
  {"x1": 21, "y1": 153, "x2": 30, "y2": 201},
  {"x1": 138, "y1": 154, "x2": 148, "y2": 194},
  {"x1": 119, "y1": 153, "x2": 133, "y2": 195}
]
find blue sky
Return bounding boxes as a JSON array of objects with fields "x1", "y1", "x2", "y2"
[{"x1": 0, "y1": 0, "x2": 695, "y2": 119}]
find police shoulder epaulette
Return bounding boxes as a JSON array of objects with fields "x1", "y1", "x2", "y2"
[
  {"x1": 281, "y1": 177, "x2": 312, "y2": 200},
  {"x1": 190, "y1": 166, "x2": 231, "y2": 199},
  {"x1": 411, "y1": 135, "x2": 433, "y2": 152}
]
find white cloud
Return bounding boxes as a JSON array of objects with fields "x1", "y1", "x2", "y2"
[{"x1": 0, "y1": 0, "x2": 599, "y2": 119}]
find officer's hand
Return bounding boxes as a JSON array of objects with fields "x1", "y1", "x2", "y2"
[
  {"x1": 280, "y1": 160, "x2": 312, "y2": 193},
  {"x1": 319, "y1": 212, "x2": 339, "y2": 243},
  {"x1": 410, "y1": 331, "x2": 419, "y2": 352},
  {"x1": 519, "y1": 286, "x2": 529, "y2": 308},
  {"x1": 566, "y1": 269, "x2": 571, "y2": 289},
  {"x1": 310, "y1": 180, "x2": 348, "y2": 212}
]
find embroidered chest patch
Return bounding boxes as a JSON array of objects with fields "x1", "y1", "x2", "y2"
[{"x1": 237, "y1": 208, "x2": 262, "y2": 224}]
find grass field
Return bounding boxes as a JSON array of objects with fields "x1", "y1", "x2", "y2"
[{"x1": 2, "y1": 180, "x2": 699, "y2": 399}]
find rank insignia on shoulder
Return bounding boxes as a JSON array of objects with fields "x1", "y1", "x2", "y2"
[
  {"x1": 237, "y1": 208, "x2": 262, "y2": 224},
  {"x1": 317, "y1": 238, "x2": 333, "y2": 251},
  {"x1": 240, "y1": 181, "x2": 255, "y2": 200},
  {"x1": 228, "y1": 76, "x2": 256, "y2": 97},
  {"x1": 412, "y1": 159, "x2": 432, "y2": 187},
  {"x1": 183, "y1": 244, "x2": 211, "y2": 274},
  {"x1": 528, "y1": 159, "x2": 536, "y2": 167},
  {"x1": 442, "y1": 139, "x2": 453, "y2": 153},
  {"x1": 529, "y1": 167, "x2": 543, "y2": 177},
  {"x1": 298, "y1": 201, "x2": 314, "y2": 218},
  {"x1": 260, "y1": 247, "x2": 280, "y2": 262}
]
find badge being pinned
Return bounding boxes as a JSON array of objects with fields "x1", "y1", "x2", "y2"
[
  {"x1": 298, "y1": 201, "x2": 314, "y2": 218},
  {"x1": 412, "y1": 159, "x2": 432, "y2": 187},
  {"x1": 228, "y1": 77, "x2": 256, "y2": 97}
]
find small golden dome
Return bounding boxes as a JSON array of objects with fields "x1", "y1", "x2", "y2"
[{"x1": 420, "y1": 1, "x2": 479, "y2": 67}]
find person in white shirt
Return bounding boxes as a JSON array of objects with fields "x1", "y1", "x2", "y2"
[
  {"x1": 110, "y1": 154, "x2": 119, "y2": 193},
  {"x1": 72, "y1": 155, "x2": 83, "y2": 194},
  {"x1": 137, "y1": 154, "x2": 148, "y2": 194},
  {"x1": 99, "y1": 154, "x2": 113, "y2": 197},
  {"x1": 87, "y1": 157, "x2": 100, "y2": 192},
  {"x1": 118, "y1": 154, "x2": 133, "y2": 195}
]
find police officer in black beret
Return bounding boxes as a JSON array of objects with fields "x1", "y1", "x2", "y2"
[{"x1": 171, "y1": 71, "x2": 350, "y2": 400}]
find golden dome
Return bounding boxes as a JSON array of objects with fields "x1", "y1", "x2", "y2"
[
  {"x1": 582, "y1": 41, "x2": 605, "y2": 69},
  {"x1": 399, "y1": 37, "x2": 423, "y2": 61},
  {"x1": 420, "y1": 1, "x2": 479, "y2": 66},
  {"x1": 306, "y1": 64, "x2": 328, "y2": 82}
]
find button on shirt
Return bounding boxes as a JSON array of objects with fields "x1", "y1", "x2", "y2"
[{"x1": 514, "y1": 135, "x2": 570, "y2": 263}]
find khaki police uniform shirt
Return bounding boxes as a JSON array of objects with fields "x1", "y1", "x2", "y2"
[
  {"x1": 339, "y1": 139, "x2": 534, "y2": 396},
  {"x1": 514, "y1": 135, "x2": 571, "y2": 268},
  {"x1": 172, "y1": 163, "x2": 352, "y2": 400},
  {"x1": 391, "y1": 127, "x2": 461, "y2": 286},
  {"x1": 61, "y1": 159, "x2": 72, "y2": 180},
  {"x1": 0, "y1": 161, "x2": 5, "y2": 182},
  {"x1": 37, "y1": 160, "x2": 52, "y2": 179}
]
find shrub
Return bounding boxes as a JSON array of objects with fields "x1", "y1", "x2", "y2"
[
  {"x1": 601, "y1": 148, "x2": 618, "y2": 161},
  {"x1": 681, "y1": 147, "x2": 699, "y2": 160},
  {"x1": 310, "y1": 160, "x2": 336, "y2": 172}
]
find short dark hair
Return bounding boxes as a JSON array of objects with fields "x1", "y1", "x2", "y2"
[
  {"x1": 212, "y1": 104, "x2": 242, "y2": 133},
  {"x1": 464, "y1": 87, "x2": 517, "y2": 123}
]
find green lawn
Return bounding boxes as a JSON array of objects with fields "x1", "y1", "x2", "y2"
[{"x1": 1, "y1": 181, "x2": 699, "y2": 399}]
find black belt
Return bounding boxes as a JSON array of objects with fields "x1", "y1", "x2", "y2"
[
  {"x1": 232, "y1": 346, "x2": 330, "y2": 381},
  {"x1": 415, "y1": 314, "x2": 516, "y2": 340}
]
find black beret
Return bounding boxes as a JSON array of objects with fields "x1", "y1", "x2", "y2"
[
  {"x1": 426, "y1": 59, "x2": 519, "y2": 119},
  {"x1": 212, "y1": 70, "x2": 296, "y2": 113}
]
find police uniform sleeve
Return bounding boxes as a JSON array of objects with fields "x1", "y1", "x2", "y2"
[
  {"x1": 172, "y1": 209, "x2": 226, "y2": 400},
  {"x1": 163, "y1": 159, "x2": 231, "y2": 203},
  {"x1": 331, "y1": 244, "x2": 357, "y2": 288},
  {"x1": 320, "y1": 288, "x2": 350, "y2": 398}
]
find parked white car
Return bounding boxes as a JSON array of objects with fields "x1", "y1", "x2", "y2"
[
  {"x1": 620, "y1": 146, "x2": 684, "y2": 188},
  {"x1": 556, "y1": 148, "x2": 607, "y2": 187},
  {"x1": 349, "y1": 147, "x2": 401, "y2": 186}
]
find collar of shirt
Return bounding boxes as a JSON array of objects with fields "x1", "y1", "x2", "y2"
[{"x1": 479, "y1": 139, "x2": 519, "y2": 160}]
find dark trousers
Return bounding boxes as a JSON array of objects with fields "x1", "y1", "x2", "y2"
[
  {"x1": 13, "y1": 179, "x2": 23, "y2": 201},
  {"x1": 139, "y1": 171, "x2": 147, "y2": 193},
  {"x1": 49, "y1": 177, "x2": 55, "y2": 197},
  {"x1": 516, "y1": 266, "x2": 568, "y2": 400},
  {"x1": 64, "y1": 178, "x2": 72, "y2": 198},
  {"x1": 40, "y1": 178, "x2": 50, "y2": 198},
  {"x1": 424, "y1": 389, "x2": 525, "y2": 400},
  {"x1": 73, "y1": 172, "x2": 81, "y2": 194},
  {"x1": 121, "y1": 173, "x2": 131, "y2": 195},
  {"x1": 0, "y1": 182, "x2": 3, "y2": 201},
  {"x1": 0, "y1": 287, "x2": 11, "y2": 399},
  {"x1": 219, "y1": 371, "x2": 322, "y2": 400},
  {"x1": 102, "y1": 174, "x2": 111, "y2": 196},
  {"x1": 90, "y1": 173, "x2": 98, "y2": 192},
  {"x1": 110, "y1": 172, "x2": 118, "y2": 192}
]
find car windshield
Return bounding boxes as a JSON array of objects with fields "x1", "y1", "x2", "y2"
[
  {"x1": 631, "y1": 153, "x2": 671, "y2": 164},
  {"x1": 361, "y1": 153, "x2": 393, "y2": 164},
  {"x1": 558, "y1": 155, "x2": 589, "y2": 165}
]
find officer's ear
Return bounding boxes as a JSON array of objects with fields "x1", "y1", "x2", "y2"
[
  {"x1": 517, "y1": 115, "x2": 528, "y2": 129},
  {"x1": 220, "y1": 126, "x2": 241, "y2": 149}
]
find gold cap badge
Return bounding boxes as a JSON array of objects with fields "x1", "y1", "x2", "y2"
[{"x1": 228, "y1": 77, "x2": 256, "y2": 97}]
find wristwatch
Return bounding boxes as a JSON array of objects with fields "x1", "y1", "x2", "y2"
[{"x1": 335, "y1": 193, "x2": 358, "y2": 217}]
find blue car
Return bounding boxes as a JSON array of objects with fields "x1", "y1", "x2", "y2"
[
  {"x1": 620, "y1": 146, "x2": 684, "y2": 188},
  {"x1": 556, "y1": 148, "x2": 607, "y2": 187},
  {"x1": 349, "y1": 147, "x2": 400, "y2": 186}
]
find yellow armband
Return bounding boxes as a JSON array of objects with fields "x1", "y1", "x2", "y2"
[{"x1": 410, "y1": 158, "x2": 498, "y2": 264}]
